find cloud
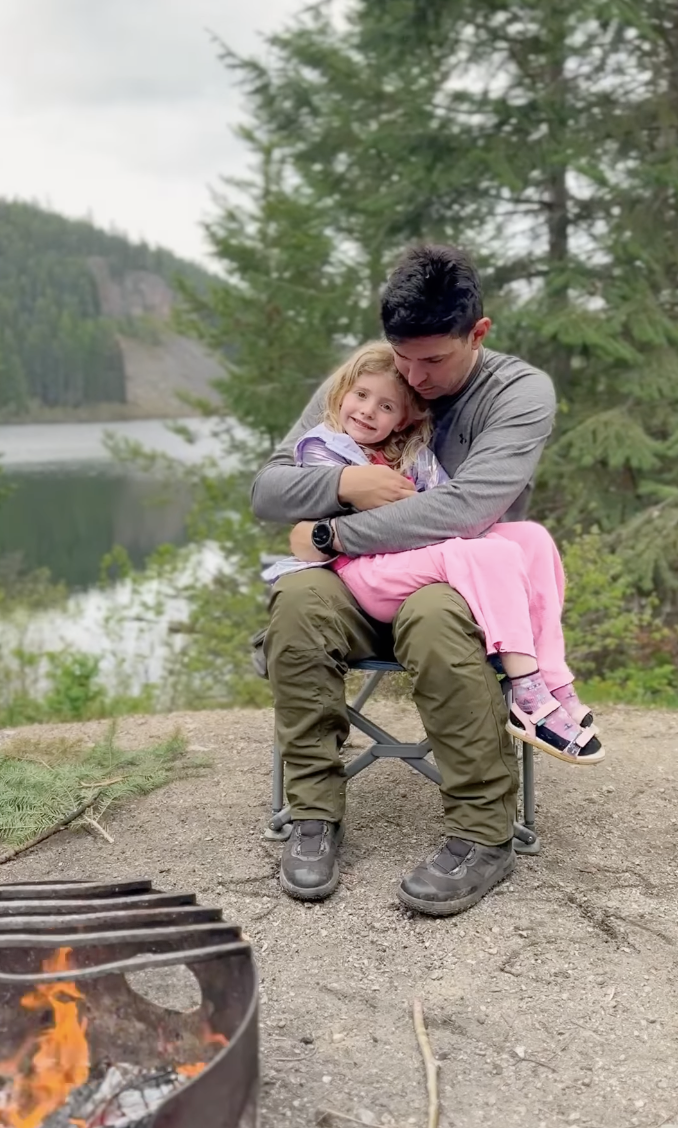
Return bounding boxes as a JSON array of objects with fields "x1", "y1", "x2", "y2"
[{"x1": 0, "y1": 0, "x2": 306, "y2": 263}]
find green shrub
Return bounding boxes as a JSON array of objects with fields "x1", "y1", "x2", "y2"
[
  {"x1": 562, "y1": 530, "x2": 678, "y2": 705},
  {"x1": 44, "y1": 652, "x2": 106, "y2": 721}
]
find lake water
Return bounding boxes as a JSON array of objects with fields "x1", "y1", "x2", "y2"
[
  {"x1": 0, "y1": 418, "x2": 235, "y2": 696},
  {"x1": 0, "y1": 418, "x2": 226, "y2": 589}
]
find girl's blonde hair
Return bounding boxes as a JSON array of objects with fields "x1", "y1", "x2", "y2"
[{"x1": 324, "y1": 341, "x2": 432, "y2": 471}]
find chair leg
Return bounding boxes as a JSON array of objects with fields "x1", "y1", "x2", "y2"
[
  {"x1": 264, "y1": 744, "x2": 293, "y2": 840},
  {"x1": 351, "y1": 670, "x2": 385, "y2": 712},
  {"x1": 502, "y1": 680, "x2": 541, "y2": 854},
  {"x1": 522, "y1": 741, "x2": 536, "y2": 831},
  {"x1": 272, "y1": 743, "x2": 284, "y2": 813},
  {"x1": 513, "y1": 740, "x2": 541, "y2": 855}
]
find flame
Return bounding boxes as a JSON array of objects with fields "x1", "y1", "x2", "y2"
[
  {"x1": 175, "y1": 1026, "x2": 228, "y2": 1082},
  {"x1": 176, "y1": 1062, "x2": 205, "y2": 1079},
  {"x1": 202, "y1": 1027, "x2": 228, "y2": 1050},
  {"x1": 0, "y1": 953, "x2": 229, "y2": 1127},
  {"x1": 0, "y1": 948, "x2": 90, "y2": 1128}
]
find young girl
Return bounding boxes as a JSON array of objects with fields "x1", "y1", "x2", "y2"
[{"x1": 264, "y1": 342, "x2": 603, "y2": 765}]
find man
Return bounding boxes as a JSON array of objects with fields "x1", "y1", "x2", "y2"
[{"x1": 251, "y1": 245, "x2": 556, "y2": 915}]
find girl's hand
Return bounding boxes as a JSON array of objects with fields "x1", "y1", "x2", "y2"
[{"x1": 338, "y1": 465, "x2": 416, "y2": 510}]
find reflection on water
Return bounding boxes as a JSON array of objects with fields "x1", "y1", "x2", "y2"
[
  {"x1": 0, "y1": 417, "x2": 231, "y2": 591},
  {"x1": 0, "y1": 467, "x2": 191, "y2": 589},
  {"x1": 0, "y1": 417, "x2": 237, "y2": 694},
  {"x1": 15, "y1": 544, "x2": 227, "y2": 699}
]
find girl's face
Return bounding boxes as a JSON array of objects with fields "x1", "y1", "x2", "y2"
[{"x1": 339, "y1": 371, "x2": 409, "y2": 445}]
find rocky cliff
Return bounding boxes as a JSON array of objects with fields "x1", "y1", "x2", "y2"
[{"x1": 88, "y1": 257, "x2": 223, "y2": 417}]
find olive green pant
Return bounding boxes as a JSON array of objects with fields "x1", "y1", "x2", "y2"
[{"x1": 264, "y1": 568, "x2": 518, "y2": 846}]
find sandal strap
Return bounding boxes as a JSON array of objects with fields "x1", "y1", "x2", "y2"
[
  {"x1": 511, "y1": 700, "x2": 557, "y2": 727},
  {"x1": 560, "y1": 727, "x2": 599, "y2": 758},
  {"x1": 510, "y1": 701, "x2": 598, "y2": 758},
  {"x1": 573, "y1": 727, "x2": 597, "y2": 750}
]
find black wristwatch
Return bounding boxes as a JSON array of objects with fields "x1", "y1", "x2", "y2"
[{"x1": 311, "y1": 519, "x2": 336, "y2": 557}]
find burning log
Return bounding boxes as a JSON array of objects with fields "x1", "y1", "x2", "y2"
[
  {"x1": 0, "y1": 949, "x2": 89, "y2": 1128},
  {"x1": 42, "y1": 1060, "x2": 222, "y2": 1128}
]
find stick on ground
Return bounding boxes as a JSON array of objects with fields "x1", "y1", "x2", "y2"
[
  {"x1": 83, "y1": 815, "x2": 115, "y2": 844},
  {"x1": 413, "y1": 998, "x2": 440, "y2": 1128},
  {"x1": 316, "y1": 1111, "x2": 375, "y2": 1127},
  {"x1": 0, "y1": 791, "x2": 102, "y2": 865}
]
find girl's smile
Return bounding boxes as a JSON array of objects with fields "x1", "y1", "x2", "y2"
[{"x1": 339, "y1": 371, "x2": 409, "y2": 446}]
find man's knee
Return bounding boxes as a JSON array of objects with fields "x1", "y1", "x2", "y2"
[
  {"x1": 393, "y1": 583, "x2": 484, "y2": 666},
  {"x1": 268, "y1": 573, "x2": 356, "y2": 645},
  {"x1": 265, "y1": 568, "x2": 362, "y2": 679}
]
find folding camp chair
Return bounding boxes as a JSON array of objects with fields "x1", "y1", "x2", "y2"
[{"x1": 259, "y1": 647, "x2": 541, "y2": 856}]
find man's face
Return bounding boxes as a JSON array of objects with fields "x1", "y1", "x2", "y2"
[{"x1": 390, "y1": 320, "x2": 491, "y2": 399}]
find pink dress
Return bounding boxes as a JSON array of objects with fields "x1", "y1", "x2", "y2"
[{"x1": 334, "y1": 519, "x2": 572, "y2": 691}]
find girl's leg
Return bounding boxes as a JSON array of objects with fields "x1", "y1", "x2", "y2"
[
  {"x1": 333, "y1": 548, "x2": 446, "y2": 622},
  {"x1": 486, "y1": 522, "x2": 572, "y2": 689},
  {"x1": 488, "y1": 522, "x2": 592, "y2": 725},
  {"x1": 336, "y1": 537, "x2": 540, "y2": 658},
  {"x1": 335, "y1": 541, "x2": 602, "y2": 763},
  {"x1": 433, "y1": 536, "x2": 602, "y2": 764}
]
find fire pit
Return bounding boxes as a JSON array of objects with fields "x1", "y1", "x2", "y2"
[{"x1": 0, "y1": 880, "x2": 258, "y2": 1128}]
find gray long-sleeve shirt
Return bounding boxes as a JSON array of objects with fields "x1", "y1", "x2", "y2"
[{"x1": 251, "y1": 346, "x2": 556, "y2": 556}]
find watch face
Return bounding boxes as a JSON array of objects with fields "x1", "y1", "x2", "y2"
[{"x1": 312, "y1": 522, "x2": 333, "y2": 551}]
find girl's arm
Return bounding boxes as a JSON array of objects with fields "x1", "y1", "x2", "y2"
[
  {"x1": 296, "y1": 437, "x2": 352, "y2": 468},
  {"x1": 251, "y1": 378, "x2": 352, "y2": 523},
  {"x1": 412, "y1": 446, "x2": 450, "y2": 491}
]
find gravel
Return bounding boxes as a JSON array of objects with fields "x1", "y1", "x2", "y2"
[{"x1": 2, "y1": 701, "x2": 677, "y2": 1128}]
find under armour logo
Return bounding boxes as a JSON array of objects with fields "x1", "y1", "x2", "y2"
[{"x1": 459, "y1": 433, "x2": 467, "y2": 445}]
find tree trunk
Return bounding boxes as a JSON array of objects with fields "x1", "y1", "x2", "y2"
[{"x1": 544, "y1": 40, "x2": 573, "y2": 395}]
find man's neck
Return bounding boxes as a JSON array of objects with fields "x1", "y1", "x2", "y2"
[
  {"x1": 465, "y1": 346, "x2": 484, "y2": 383},
  {"x1": 447, "y1": 347, "x2": 484, "y2": 399}
]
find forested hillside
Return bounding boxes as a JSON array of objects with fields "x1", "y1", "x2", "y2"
[{"x1": 0, "y1": 201, "x2": 217, "y2": 417}]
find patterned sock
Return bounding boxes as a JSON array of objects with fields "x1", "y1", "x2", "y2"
[
  {"x1": 552, "y1": 683, "x2": 591, "y2": 723},
  {"x1": 510, "y1": 671, "x2": 583, "y2": 747}
]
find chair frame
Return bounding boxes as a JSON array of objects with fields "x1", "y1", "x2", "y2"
[{"x1": 264, "y1": 658, "x2": 541, "y2": 855}]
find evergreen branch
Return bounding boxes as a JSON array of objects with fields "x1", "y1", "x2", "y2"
[{"x1": 0, "y1": 792, "x2": 102, "y2": 865}]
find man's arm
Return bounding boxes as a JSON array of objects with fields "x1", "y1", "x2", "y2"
[
  {"x1": 334, "y1": 372, "x2": 556, "y2": 555},
  {"x1": 250, "y1": 378, "x2": 353, "y2": 523},
  {"x1": 251, "y1": 378, "x2": 416, "y2": 521}
]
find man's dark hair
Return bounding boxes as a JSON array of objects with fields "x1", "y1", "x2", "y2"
[{"x1": 381, "y1": 244, "x2": 483, "y2": 341}]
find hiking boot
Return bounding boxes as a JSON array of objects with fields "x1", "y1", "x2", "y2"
[
  {"x1": 397, "y1": 837, "x2": 515, "y2": 917},
  {"x1": 280, "y1": 820, "x2": 344, "y2": 901}
]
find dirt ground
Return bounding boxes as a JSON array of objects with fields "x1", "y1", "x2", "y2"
[{"x1": 1, "y1": 702, "x2": 677, "y2": 1128}]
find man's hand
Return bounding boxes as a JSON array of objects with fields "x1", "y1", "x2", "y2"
[
  {"x1": 338, "y1": 465, "x2": 416, "y2": 510},
  {"x1": 289, "y1": 521, "x2": 330, "y2": 562}
]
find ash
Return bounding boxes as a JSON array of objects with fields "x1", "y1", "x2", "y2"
[{"x1": 41, "y1": 1062, "x2": 191, "y2": 1128}]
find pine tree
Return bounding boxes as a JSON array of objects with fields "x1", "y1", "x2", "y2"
[
  {"x1": 0, "y1": 337, "x2": 28, "y2": 413},
  {"x1": 178, "y1": 136, "x2": 363, "y2": 448},
  {"x1": 560, "y1": 0, "x2": 678, "y2": 602},
  {"x1": 223, "y1": 2, "x2": 495, "y2": 341}
]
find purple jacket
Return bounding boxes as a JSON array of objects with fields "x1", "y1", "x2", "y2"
[{"x1": 262, "y1": 425, "x2": 448, "y2": 583}]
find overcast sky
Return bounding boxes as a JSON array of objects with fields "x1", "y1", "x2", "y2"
[{"x1": 0, "y1": 0, "x2": 309, "y2": 265}]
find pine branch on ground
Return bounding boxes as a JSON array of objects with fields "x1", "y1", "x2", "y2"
[{"x1": 0, "y1": 725, "x2": 206, "y2": 848}]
